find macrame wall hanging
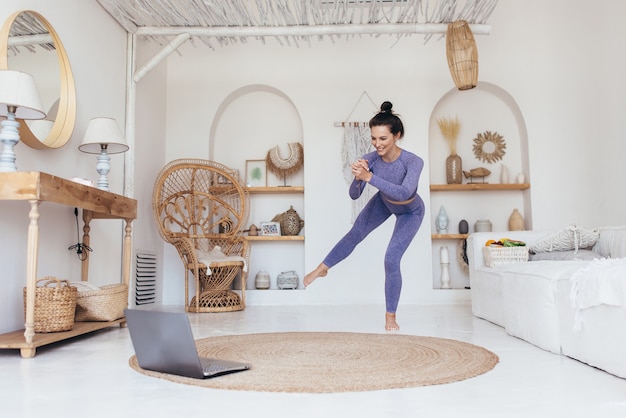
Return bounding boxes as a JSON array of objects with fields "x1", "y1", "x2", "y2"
[
  {"x1": 337, "y1": 91, "x2": 378, "y2": 223},
  {"x1": 266, "y1": 142, "x2": 304, "y2": 186}
]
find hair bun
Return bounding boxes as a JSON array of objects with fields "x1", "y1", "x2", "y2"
[{"x1": 380, "y1": 101, "x2": 393, "y2": 113}]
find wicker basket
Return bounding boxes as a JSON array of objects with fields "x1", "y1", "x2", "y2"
[
  {"x1": 23, "y1": 277, "x2": 77, "y2": 333},
  {"x1": 483, "y1": 246, "x2": 529, "y2": 268},
  {"x1": 75, "y1": 284, "x2": 128, "y2": 322}
]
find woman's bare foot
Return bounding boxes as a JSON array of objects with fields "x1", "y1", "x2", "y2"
[
  {"x1": 385, "y1": 312, "x2": 400, "y2": 331},
  {"x1": 303, "y1": 263, "x2": 328, "y2": 287}
]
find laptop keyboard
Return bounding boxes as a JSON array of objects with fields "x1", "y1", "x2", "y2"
[{"x1": 202, "y1": 361, "x2": 230, "y2": 375}]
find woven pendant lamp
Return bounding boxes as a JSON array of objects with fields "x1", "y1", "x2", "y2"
[{"x1": 446, "y1": 20, "x2": 479, "y2": 90}]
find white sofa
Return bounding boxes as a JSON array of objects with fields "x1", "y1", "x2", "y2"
[{"x1": 467, "y1": 227, "x2": 626, "y2": 379}]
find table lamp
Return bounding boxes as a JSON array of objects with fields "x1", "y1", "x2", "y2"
[
  {"x1": 79, "y1": 117, "x2": 128, "y2": 191},
  {"x1": 0, "y1": 70, "x2": 46, "y2": 172}
]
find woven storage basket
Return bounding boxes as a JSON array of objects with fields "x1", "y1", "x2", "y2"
[
  {"x1": 75, "y1": 284, "x2": 128, "y2": 322},
  {"x1": 23, "y1": 277, "x2": 77, "y2": 333},
  {"x1": 483, "y1": 246, "x2": 529, "y2": 268}
]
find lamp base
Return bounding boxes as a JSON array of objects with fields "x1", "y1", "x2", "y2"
[
  {"x1": 0, "y1": 114, "x2": 20, "y2": 172},
  {"x1": 95, "y1": 149, "x2": 111, "y2": 191}
]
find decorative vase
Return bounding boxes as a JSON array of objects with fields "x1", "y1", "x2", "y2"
[
  {"x1": 436, "y1": 206, "x2": 450, "y2": 234},
  {"x1": 446, "y1": 154, "x2": 462, "y2": 184},
  {"x1": 508, "y1": 209, "x2": 525, "y2": 231},
  {"x1": 272, "y1": 206, "x2": 304, "y2": 236},
  {"x1": 500, "y1": 164, "x2": 509, "y2": 184},
  {"x1": 255, "y1": 270, "x2": 270, "y2": 289},
  {"x1": 458, "y1": 219, "x2": 469, "y2": 234},
  {"x1": 516, "y1": 172, "x2": 526, "y2": 184},
  {"x1": 474, "y1": 219, "x2": 492, "y2": 232},
  {"x1": 277, "y1": 270, "x2": 299, "y2": 290},
  {"x1": 282, "y1": 206, "x2": 304, "y2": 236}
]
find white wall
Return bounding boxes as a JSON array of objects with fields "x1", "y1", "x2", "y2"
[
  {"x1": 130, "y1": 38, "x2": 168, "y2": 305},
  {"x1": 0, "y1": 1, "x2": 128, "y2": 332},
  {"x1": 479, "y1": 0, "x2": 626, "y2": 228}
]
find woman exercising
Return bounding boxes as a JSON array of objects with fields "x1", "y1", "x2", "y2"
[{"x1": 304, "y1": 101, "x2": 425, "y2": 331}]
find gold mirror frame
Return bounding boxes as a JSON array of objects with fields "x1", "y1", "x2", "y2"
[{"x1": 0, "y1": 10, "x2": 76, "y2": 149}]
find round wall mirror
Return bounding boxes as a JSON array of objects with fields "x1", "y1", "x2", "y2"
[{"x1": 0, "y1": 10, "x2": 76, "y2": 149}]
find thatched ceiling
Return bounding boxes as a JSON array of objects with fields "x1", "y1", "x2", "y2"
[{"x1": 96, "y1": 0, "x2": 498, "y2": 48}]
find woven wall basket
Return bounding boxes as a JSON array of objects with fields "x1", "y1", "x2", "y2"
[
  {"x1": 446, "y1": 20, "x2": 479, "y2": 90},
  {"x1": 23, "y1": 277, "x2": 77, "y2": 333}
]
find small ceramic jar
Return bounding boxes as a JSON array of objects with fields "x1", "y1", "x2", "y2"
[
  {"x1": 474, "y1": 219, "x2": 493, "y2": 232},
  {"x1": 277, "y1": 270, "x2": 299, "y2": 289},
  {"x1": 255, "y1": 270, "x2": 270, "y2": 289}
]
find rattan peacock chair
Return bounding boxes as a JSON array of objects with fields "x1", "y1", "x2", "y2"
[{"x1": 153, "y1": 159, "x2": 250, "y2": 312}]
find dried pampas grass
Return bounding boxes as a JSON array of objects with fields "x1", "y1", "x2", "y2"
[{"x1": 437, "y1": 116, "x2": 460, "y2": 155}]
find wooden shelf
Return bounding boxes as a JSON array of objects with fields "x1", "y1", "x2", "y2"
[
  {"x1": 245, "y1": 235, "x2": 304, "y2": 241},
  {"x1": 430, "y1": 183, "x2": 530, "y2": 191},
  {"x1": 0, "y1": 319, "x2": 126, "y2": 358},
  {"x1": 432, "y1": 234, "x2": 469, "y2": 240},
  {"x1": 247, "y1": 186, "x2": 304, "y2": 194}
]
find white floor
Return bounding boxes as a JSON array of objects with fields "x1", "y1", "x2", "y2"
[{"x1": 1, "y1": 303, "x2": 625, "y2": 418}]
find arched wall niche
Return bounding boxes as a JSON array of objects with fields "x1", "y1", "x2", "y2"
[
  {"x1": 428, "y1": 82, "x2": 532, "y2": 289},
  {"x1": 429, "y1": 82, "x2": 532, "y2": 226},
  {"x1": 208, "y1": 84, "x2": 304, "y2": 187},
  {"x1": 429, "y1": 82, "x2": 529, "y2": 185},
  {"x1": 208, "y1": 84, "x2": 305, "y2": 291}
]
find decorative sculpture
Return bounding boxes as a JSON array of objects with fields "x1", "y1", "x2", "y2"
[{"x1": 463, "y1": 167, "x2": 491, "y2": 184}]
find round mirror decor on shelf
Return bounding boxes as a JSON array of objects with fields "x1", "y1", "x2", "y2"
[
  {"x1": 472, "y1": 131, "x2": 506, "y2": 164},
  {"x1": 0, "y1": 10, "x2": 76, "y2": 149}
]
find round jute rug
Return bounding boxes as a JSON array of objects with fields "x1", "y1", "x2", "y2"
[{"x1": 129, "y1": 332, "x2": 498, "y2": 393}]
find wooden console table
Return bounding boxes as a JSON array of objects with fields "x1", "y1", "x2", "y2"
[{"x1": 0, "y1": 172, "x2": 137, "y2": 358}]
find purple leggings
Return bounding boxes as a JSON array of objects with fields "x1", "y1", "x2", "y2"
[{"x1": 323, "y1": 193, "x2": 424, "y2": 313}]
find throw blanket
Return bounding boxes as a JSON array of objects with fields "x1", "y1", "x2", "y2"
[
  {"x1": 196, "y1": 246, "x2": 247, "y2": 276},
  {"x1": 570, "y1": 257, "x2": 626, "y2": 329}
]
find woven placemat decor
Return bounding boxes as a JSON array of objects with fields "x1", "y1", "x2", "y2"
[{"x1": 129, "y1": 332, "x2": 498, "y2": 393}]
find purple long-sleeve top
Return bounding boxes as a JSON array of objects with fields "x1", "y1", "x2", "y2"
[{"x1": 349, "y1": 149, "x2": 424, "y2": 214}]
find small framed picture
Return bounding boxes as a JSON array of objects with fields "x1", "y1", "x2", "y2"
[
  {"x1": 260, "y1": 221, "x2": 281, "y2": 236},
  {"x1": 245, "y1": 159, "x2": 267, "y2": 187}
]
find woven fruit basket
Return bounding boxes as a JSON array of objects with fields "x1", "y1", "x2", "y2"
[
  {"x1": 23, "y1": 277, "x2": 77, "y2": 333},
  {"x1": 75, "y1": 283, "x2": 128, "y2": 322},
  {"x1": 483, "y1": 245, "x2": 529, "y2": 268}
]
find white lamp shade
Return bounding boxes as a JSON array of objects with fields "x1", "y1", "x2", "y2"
[
  {"x1": 79, "y1": 117, "x2": 129, "y2": 154},
  {"x1": 0, "y1": 70, "x2": 46, "y2": 119}
]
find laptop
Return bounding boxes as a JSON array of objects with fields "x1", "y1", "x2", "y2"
[{"x1": 125, "y1": 308, "x2": 250, "y2": 379}]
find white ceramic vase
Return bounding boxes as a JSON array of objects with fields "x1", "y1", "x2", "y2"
[
  {"x1": 255, "y1": 270, "x2": 270, "y2": 289},
  {"x1": 500, "y1": 164, "x2": 509, "y2": 184}
]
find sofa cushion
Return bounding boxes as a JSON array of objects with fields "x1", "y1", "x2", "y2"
[
  {"x1": 593, "y1": 226, "x2": 626, "y2": 258},
  {"x1": 529, "y1": 225, "x2": 599, "y2": 253},
  {"x1": 528, "y1": 249, "x2": 603, "y2": 261}
]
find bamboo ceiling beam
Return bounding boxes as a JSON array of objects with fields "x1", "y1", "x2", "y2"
[{"x1": 135, "y1": 22, "x2": 491, "y2": 38}]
